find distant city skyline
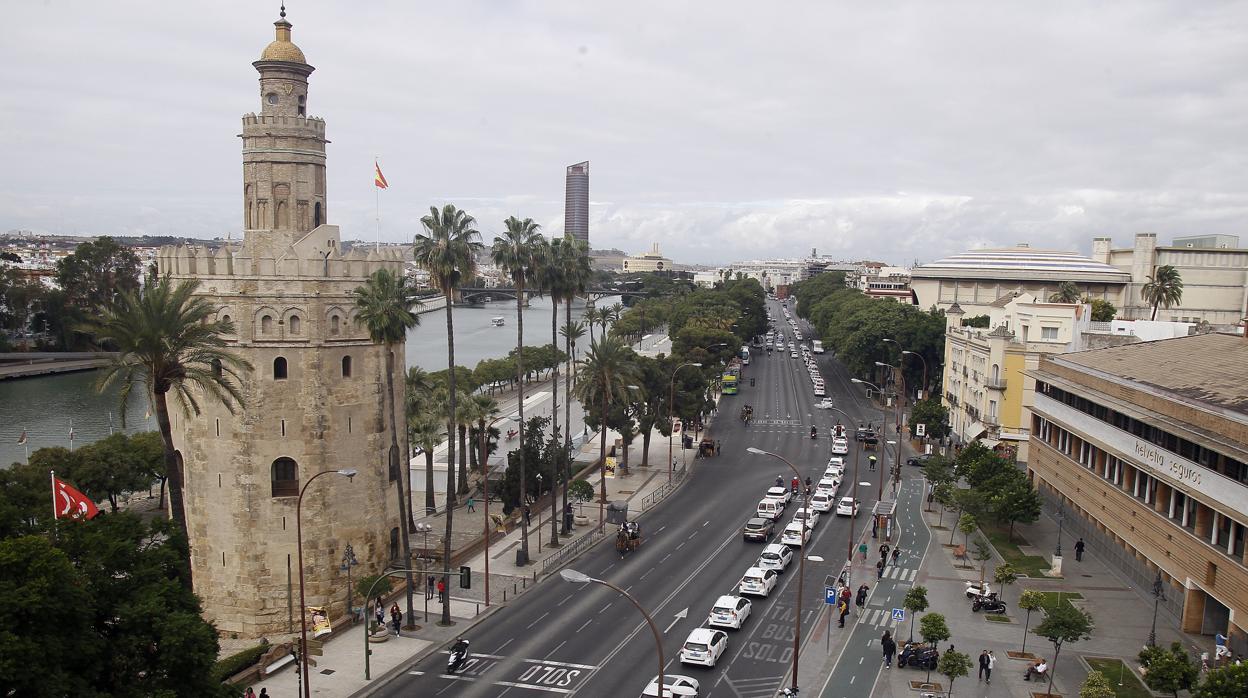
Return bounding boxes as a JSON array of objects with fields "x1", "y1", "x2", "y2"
[
  {"x1": 1, "y1": 2, "x2": 1245, "y2": 265},
  {"x1": 564, "y1": 161, "x2": 590, "y2": 244}
]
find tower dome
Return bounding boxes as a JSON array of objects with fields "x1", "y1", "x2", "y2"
[{"x1": 259, "y1": 5, "x2": 306, "y2": 64}]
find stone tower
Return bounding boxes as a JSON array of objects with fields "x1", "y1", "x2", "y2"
[{"x1": 157, "y1": 9, "x2": 406, "y2": 638}]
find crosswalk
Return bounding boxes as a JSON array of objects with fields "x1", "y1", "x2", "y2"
[{"x1": 879, "y1": 566, "x2": 918, "y2": 582}]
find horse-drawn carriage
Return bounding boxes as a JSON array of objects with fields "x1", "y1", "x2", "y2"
[
  {"x1": 740, "y1": 404, "x2": 754, "y2": 423},
  {"x1": 616, "y1": 522, "x2": 642, "y2": 556}
]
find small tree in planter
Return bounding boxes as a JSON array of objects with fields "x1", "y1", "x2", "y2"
[
  {"x1": 1017, "y1": 589, "x2": 1046, "y2": 655},
  {"x1": 568, "y1": 479, "x2": 594, "y2": 517},
  {"x1": 958, "y1": 513, "x2": 977, "y2": 551},
  {"x1": 937, "y1": 649, "x2": 971, "y2": 698},
  {"x1": 1195, "y1": 661, "x2": 1248, "y2": 698},
  {"x1": 903, "y1": 585, "x2": 929, "y2": 643},
  {"x1": 1080, "y1": 670, "x2": 1114, "y2": 698},
  {"x1": 1138, "y1": 642, "x2": 1199, "y2": 698},
  {"x1": 973, "y1": 536, "x2": 993, "y2": 582},
  {"x1": 1033, "y1": 602, "x2": 1094, "y2": 696},
  {"x1": 993, "y1": 563, "x2": 1018, "y2": 600},
  {"x1": 919, "y1": 612, "x2": 951, "y2": 682}
]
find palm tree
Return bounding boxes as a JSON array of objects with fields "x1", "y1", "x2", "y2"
[
  {"x1": 405, "y1": 366, "x2": 435, "y2": 417},
  {"x1": 584, "y1": 305, "x2": 600, "y2": 345},
  {"x1": 492, "y1": 216, "x2": 543, "y2": 563},
  {"x1": 414, "y1": 203, "x2": 483, "y2": 625},
  {"x1": 354, "y1": 267, "x2": 422, "y2": 626},
  {"x1": 90, "y1": 275, "x2": 251, "y2": 586},
  {"x1": 453, "y1": 388, "x2": 474, "y2": 496},
  {"x1": 610, "y1": 302, "x2": 625, "y2": 333},
  {"x1": 470, "y1": 393, "x2": 500, "y2": 480},
  {"x1": 574, "y1": 336, "x2": 641, "y2": 525},
  {"x1": 1142, "y1": 265, "x2": 1184, "y2": 321},
  {"x1": 1048, "y1": 281, "x2": 1081, "y2": 304},
  {"x1": 408, "y1": 413, "x2": 443, "y2": 515}
]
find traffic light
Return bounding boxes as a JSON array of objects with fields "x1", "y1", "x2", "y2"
[{"x1": 459, "y1": 565, "x2": 471, "y2": 589}]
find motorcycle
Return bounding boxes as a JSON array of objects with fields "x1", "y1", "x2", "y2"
[
  {"x1": 971, "y1": 593, "x2": 1007, "y2": 614},
  {"x1": 965, "y1": 580, "x2": 992, "y2": 599},
  {"x1": 810, "y1": 426, "x2": 818, "y2": 439},
  {"x1": 447, "y1": 638, "x2": 470, "y2": 674},
  {"x1": 898, "y1": 641, "x2": 939, "y2": 670}
]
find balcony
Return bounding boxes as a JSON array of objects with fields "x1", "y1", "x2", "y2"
[{"x1": 986, "y1": 377, "x2": 1007, "y2": 391}]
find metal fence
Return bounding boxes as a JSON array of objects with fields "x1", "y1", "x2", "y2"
[
  {"x1": 637, "y1": 467, "x2": 688, "y2": 511},
  {"x1": 540, "y1": 526, "x2": 606, "y2": 575}
]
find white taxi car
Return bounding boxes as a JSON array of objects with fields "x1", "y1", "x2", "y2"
[
  {"x1": 831, "y1": 438, "x2": 849, "y2": 455},
  {"x1": 642, "y1": 674, "x2": 700, "y2": 697},
  {"x1": 679, "y1": 627, "x2": 728, "y2": 667},
  {"x1": 757, "y1": 543, "x2": 793, "y2": 572},
  {"x1": 836, "y1": 497, "x2": 860, "y2": 517},
  {"x1": 816, "y1": 477, "x2": 840, "y2": 496},
  {"x1": 792, "y1": 506, "x2": 820, "y2": 529},
  {"x1": 739, "y1": 567, "x2": 779, "y2": 597},
  {"x1": 810, "y1": 491, "x2": 834, "y2": 513},
  {"x1": 764, "y1": 486, "x2": 792, "y2": 507},
  {"x1": 707, "y1": 595, "x2": 752, "y2": 630},
  {"x1": 780, "y1": 521, "x2": 811, "y2": 547}
]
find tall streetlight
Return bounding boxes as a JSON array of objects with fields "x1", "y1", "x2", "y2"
[
  {"x1": 414, "y1": 522, "x2": 434, "y2": 621},
  {"x1": 875, "y1": 362, "x2": 907, "y2": 495},
  {"x1": 852, "y1": 378, "x2": 890, "y2": 502},
  {"x1": 561, "y1": 569, "x2": 666, "y2": 691},
  {"x1": 668, "y1": 362, "x2": 702, "y2": 485},
  {"x1": 747, "y1": 447, "x2": 811, "y2": 695},
  {"x1": 1148, "y1": 570, "x2": 1165, "y2": 647},
  {"x1": 297, "y1": 468, "x2": 358, "y2": 698},
  {"x1": 826, "y1": 405, "x2": 865, "y2": 585},
  {"x1": 901, "y1": 350, "x2": 928, "y2": 401}
]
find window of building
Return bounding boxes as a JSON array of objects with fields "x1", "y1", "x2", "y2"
[
  {"x1": 272, "y1": 457, "x2": 298, "y2": 497},
  {"x1": 330, "y1": 314, "x2": 340, "y2": 335},
  {"x1": 289, "y1": 315, "x2": 301, "y2": 335},
  {"x1": 341, "y1": 355, "x2": 352, "y2": 377},
  {"x1": 274, "y1": 357, "x2": 288, "y2": 380},
  {"x1": 297, "y1": 94, "x2": 306, "y2": 116},
  {"x1": 388, "y1": 445, "x2": 399, "y2": 482},
  {"x1": 261, "y1": 314, "x2": 274, "y2": 334},
  {"x1": 1041, "y1": 327, "x2": 1058, "y2": 340},
  {"x1": 220, "y1": 314, "x2": 232, "y2": 330}
]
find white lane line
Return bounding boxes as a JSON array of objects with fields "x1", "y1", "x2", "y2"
[
  {"x1": 577, "y1": 618, "x2": 593, "y2": 633},
  {"x1": 703, "y1": 520, "x2": 710, "y2": 527},
  {"x1": 599, "y1": 603, "x2": 612, "y2": 614},
  {"x1": 675, "y1": 541, "x2": 685, "y2": 550},
  {"x1": 544, "y1": 640, "x2": 567, "y2": 658},
  {"x1": 657, "y1": 525, "x2": 667, "y2": 533},
  {"x1": 488, "y1": 644, "x2": 511, "y2": 657},
  {"x1": 660, "y1": 553, "x2": 671, "y2": 563},
  {"x1": 522, "y1": 657, "x2": 598, "y2": 670},
  {"x1": 494, "y1": 679, "x2": 573, "y2": 694},
  {"x1": 556, "y1": 591, "x2": 576, "y2": 607},
  {"x1": 526, "y1": 611, "x2": 550, "y2": 630}
]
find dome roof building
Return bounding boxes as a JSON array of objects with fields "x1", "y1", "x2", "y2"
[{"x1": 910, "y1": 244, "x2": 1130, "y2": 316}]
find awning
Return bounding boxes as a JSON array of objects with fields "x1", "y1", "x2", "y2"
[{"x1": 965, "y1": 421, "x2": 987, "y2": 441}]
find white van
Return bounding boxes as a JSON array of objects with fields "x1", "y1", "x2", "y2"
[{"x1": 756, "y1": 498, "x2": 783, "y2": 521}]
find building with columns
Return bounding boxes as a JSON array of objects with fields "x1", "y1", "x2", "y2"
[
  {"x1": 156, "y1": 10, "x2": 406, "y2": 638},
  {"x1": 1027, "y1": 334, "x2": 1248, "y2": 655}
]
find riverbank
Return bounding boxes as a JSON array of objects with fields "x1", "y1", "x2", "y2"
[{"x1": 0, "y1": 352, "x2": 114, "y2": 380}]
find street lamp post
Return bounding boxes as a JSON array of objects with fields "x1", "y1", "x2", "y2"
[
  {"x1": 1148, "y1": 570, "x2": 1165, "y2": 647},
  {"x1": 414, "y1": 523, "x2": 433, "y2": 621},
  {"x1": 297, "y1": 468, "x2": 358, "y2": 698},
  {"x1": 873, "y1": 364, "x2": 906, "y2": 498},
  {"x1": 668, "y1": 362, "x2": 703, "y2": 485},
  {"x1": 1054, "y1": 503, "x2": 1066, "y2": 558},
  {"x1": 901, "y1": 350, "x2": 928, "y2": 401},
  {"x1": 825, "y1": 406, "x2": 864, "y2": 580},
  {"x1": 852, "y1": 378, "x2": 891, "y2": 503},
  {"x1": 747, "y1": 447, "x2": 811, "y2": 695},
  {"x1": 561, "y1": 569, "x2": 666, "y2": 692},
  {"x1": 340, "y1": 544, "x2": 359, "y2": 623}
]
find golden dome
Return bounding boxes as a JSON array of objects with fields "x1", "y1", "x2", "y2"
[{"x1": 260, "y1": 38, "x2": 306, "y2": 63}]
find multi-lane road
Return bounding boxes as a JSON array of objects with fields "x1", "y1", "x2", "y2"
[{"x1": 378, "y1": 300, "x2": 912, "y2": 697}]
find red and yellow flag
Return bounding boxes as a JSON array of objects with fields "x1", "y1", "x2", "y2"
[{"x1": 374, "y1": 162, "x2": 389, "y2": 189}]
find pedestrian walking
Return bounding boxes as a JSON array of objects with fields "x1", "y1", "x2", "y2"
[
  {"x1": 979, "y1": 649, "x2": 990, "y2": 681},
  {"x1": 837, "y1": 599, "x2": 850, "y2": 628},
  {"x1": 881, "y1": 630, "x2": 896, "y2": 667},
  {"x1": 879, "y1": 543, "x2": 890, "y2": 561},
  {"x1": 858, "y1": 542, "x2": 868, "y2": 560},
  {"x1": 524, "y1": 505, "x2": 531, "y2": 526},
  {"x1": 437, "y1": 578, "x2": 446, "y2": 604},
  {"x1": 987, "y1": 650, "x2": 996, "y2": 683},
  {"x1": 466, "y1": 496, "x2": 476, "y2": 513},
  {"x1": 876, "y1": 558, "x2": 885, "y2": 579},
  {"x1": 891, "y1": 547, "x2": 901, "y2": 565},
  {"x1": 715, "y1": 440, "x2": 721, "y2": 456},
  {"x1": 374, "y1": 597, "x2": 384, "y2": 626},
  {"x1": 427, "y1": 575, "x2": 435, "y2": 600},
  {"x1": 855, "y1": 584, "x2": 869, "y2": 615},
  {"x1": 1074, "y1": 538, "x2": 1085, "y2": 562},
  {"x1": 244, "y1": 688, "x2": 256, "y2": 698},
  {"x1": 390, "y1": 603, "x2": 402, "y2": 635},
  {"x1": 259, "y1": 690, "x2": 268, "y2": 698}
]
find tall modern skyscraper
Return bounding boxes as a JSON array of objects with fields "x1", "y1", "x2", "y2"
[{"x1": 564, "y1": 161, "x2": 589, "y2": 243}]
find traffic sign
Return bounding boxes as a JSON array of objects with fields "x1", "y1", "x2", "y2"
[
  {"x1": 825, "y1": 586, "x2": 838, "y2": 605},
  {"x1": 891, "y1": 608, "x2": 905, "y2": 623}
]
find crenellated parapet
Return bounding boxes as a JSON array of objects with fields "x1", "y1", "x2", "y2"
[{"x1": 157, "y1": 225, "x2": 404, "y2": 281}]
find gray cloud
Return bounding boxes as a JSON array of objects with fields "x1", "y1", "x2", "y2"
[{"x1": 1, "y1": 1, "x2": 1245, "y2": 263}]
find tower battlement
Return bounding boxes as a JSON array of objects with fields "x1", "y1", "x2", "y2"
[
  {"x1": 157, "y1": 227, "x2": 404, "y2": 281},
  {"x1": 241, "y1": 113, "x2": 326, "y2": 134}
]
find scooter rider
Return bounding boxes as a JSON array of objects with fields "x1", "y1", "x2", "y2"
[{"x1": 448, "y1": 638, "x2": 470, "y2": 673}]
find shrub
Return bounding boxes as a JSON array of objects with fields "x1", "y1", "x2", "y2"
[{"x1": 212, "y1": 641, "x2": 269, "y2": 683}]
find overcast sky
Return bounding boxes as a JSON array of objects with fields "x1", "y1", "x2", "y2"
[{"x1": 2, "y1": 1, "x2": 1245, "y2": 265}]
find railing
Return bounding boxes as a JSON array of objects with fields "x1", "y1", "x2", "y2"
[
  {"x1": 986, "y1": 377, "x2": 1007, "y2": 390},
  {"x1": 540, "y1": 526, "x2": 605, "y2": 575},
  {"x1": 638, "y1": 466, "x2": 688, "y2": 511}
]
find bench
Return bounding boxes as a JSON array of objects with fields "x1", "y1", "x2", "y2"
[{"x1": 953, "y1": 545, "x2": 967, "y2": 561}]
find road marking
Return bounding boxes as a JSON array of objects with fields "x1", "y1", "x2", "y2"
[
  {"x1": 703, "y1": 520, "x2": 710, "y2": 526},
  {"x1": 494, "y1": 679, "x2": 573, "y2": 694},
  {"x1": 598, "y1": 603, "x2": 612, "y2": 614},
  {"x1": 576, "y1": 618, "x2": 593, "y2": 633},
  {"x1": 663, "y1": 608, "x2": 689, "y2": 634},
  {"x1": 639, "y1": 568, "x2": 651, "y2": 580},
  {"x1": 660, "y1": 553, "x2": 671, "y2": 563},
  {"x1": 556, "y1": 591, "x2": 575, "y2": 607},
  {"x1": 521, "y1": 657, "x2": 597, "y2": 670},
  {"x1": 526, "y1": 611, "x2": 550, "y2": 629},
  {"x1": 544, "y1": 641, "x2": 566, "y2": 658}
]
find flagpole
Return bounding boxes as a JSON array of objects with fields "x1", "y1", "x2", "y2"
[
  {"x1": 374, "y1": 156, "x2": 381, "y2": 253},
  {"x1": 51, "y1": 470, "x2": 57, "y2": 520}
]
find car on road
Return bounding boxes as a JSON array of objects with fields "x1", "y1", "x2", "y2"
[
  {"x1": 707, "y1": 595, "x2": 753, "y2": 630},
  {"x1": 836, "y1": 497, "x2": 860, "y2": 517},
  {"x1": 855, "y1": 426, "x2": 875, "y2": 442},
  {"x1": 792, "y1": 506, "x2": 820, "y2": 529},
  {"x1": 765, "y1": 486, "x2": 792, "y2": 507},
  {"x1": 642, "y1": 674, "x2": 700, "y2": 697},
  {"x1": 827, "y1": 456, "x2": 845, "y2": 467},
  {"x1": 831, "y1": 437, "x2": 849, "y2": 455},
  {"x1": 810, "y1": 491, "x2": 834, "y2": 513},
  {"x1": 756, "y1": 498, "x2": 782, "y2": 521},
  {"x1": 757, "y1": 542, "x2": 794, "y2": 572},
  {"x1": 790, "y1": 350, "x2": 798, "y2": 358},
  {"x1": 815, "y1": 477, "x2": 840, "y2": 496},
  {"x1": 742, "y1": 517, "x2": 774, "y2": 542},
  {"x1": 679, "y1": 627, "x2": 728, "y2": 667},
  {"x1": 780, "y1": 521, "x2": 811, "y2": 547},
  {"x1": 907, "y1": 455, "x2": 934, "y2": 467},
  {"x1": 813, "y1": 384, "x2": 826, "y2": 397},
  {"x1": 824, "y1": 466, "x2": 844, "y2": 482},
  {"x1": 815, "y1": 398, "x2": 835, "y2": 409},
  {"x1": 738, "y1": 567, "x2": 779, "y2": 597}
]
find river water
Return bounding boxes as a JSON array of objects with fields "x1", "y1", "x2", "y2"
[{"x1": 0, "y1": 295, "x2": 615, "y2": 467}]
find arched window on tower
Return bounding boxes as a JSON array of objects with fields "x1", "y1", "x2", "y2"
[
  {"x1": 330, "y1": 315, "x2": 340, "y2": 335},
  {"x1": 388, "y1": 445, "x2": 400, "y2": 482},
  {"x1": 272, "y1": 457, "x2": 298, "y2": 497},
  {"x1": 289, "y1": 315, "x2": 301, "y2": 335},
  {"x1": 274, "y1": 357, "x2": 288, "y2": 380},
  {"x1": 298, "y1": 95, "x2": 306, "y2": 116},
  {"x1": 220, "y1": 314, "x2": 232, "y2": 331},
  {"x1": 261, "y1": 314, "x2": 273, "y2": 334},
  {"x1": 313, "y1": 202, "x2": 322, "y2": 227},
  {"x1": 341, "y1": 355, "x2": 352, "y2": 377}
]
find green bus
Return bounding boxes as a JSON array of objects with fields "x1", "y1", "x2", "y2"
[{"x1": 722, "y1": 373, "x2": 739, "y2": 395}]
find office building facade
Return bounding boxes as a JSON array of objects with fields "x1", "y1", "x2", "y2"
[{"x1": 564, "y1": 161, "x2": 589, "y2": 243}]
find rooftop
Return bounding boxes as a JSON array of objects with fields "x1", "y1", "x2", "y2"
[
  {"x1": 912, "y1": 246, "x2": 1130, "y2": 282},
  {"x1": 1051, "y1": 333, "x2": 1248, "y2": 414}
]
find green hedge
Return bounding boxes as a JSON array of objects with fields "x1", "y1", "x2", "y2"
[{"x1": 213, "y1": 641, "x2": 269, "y2": 684}]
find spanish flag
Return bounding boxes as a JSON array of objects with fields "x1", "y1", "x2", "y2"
[{"x1": 374, "y1": 161, "x2": 389, "y2": 189}]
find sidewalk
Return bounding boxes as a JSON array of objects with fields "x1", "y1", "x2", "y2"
[
  {"x1": 874, "y1": 487, "x2": 1208, "y2": 697},
  {"x1": 233, "y1": 378, "x2": 717, "y2": 698}
]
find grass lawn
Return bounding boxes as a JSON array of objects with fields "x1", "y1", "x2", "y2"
[
  {"x1": 982, "y1": 525, "x2": 1051, "y2": 577},
  {"x1": 1033, "y1": 591, "x2": 1084, "y2": 613},
  {"x1": 1084, "y1": 657, "x2": 1151, "y2": 698},
  {"x1": 985, "y1": 614, "x2": 1010, "y2": 623}
]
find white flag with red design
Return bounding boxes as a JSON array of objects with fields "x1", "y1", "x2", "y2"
[{"x1": 53, "y1": 476, "x2": 99, "y2": 520}]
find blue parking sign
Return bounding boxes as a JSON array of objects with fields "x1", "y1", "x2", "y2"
[{"x1": 825, "y1": 587, "x2": 837, "y2": 605}]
